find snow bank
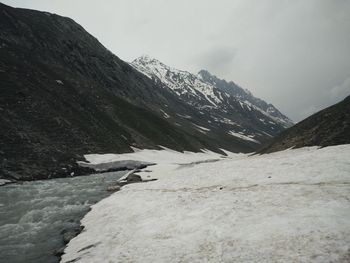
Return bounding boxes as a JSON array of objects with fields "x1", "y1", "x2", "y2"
[
  {"x1": 62, "y1": 145, "x2": 350, "y2": 263},
  {"x1": 0, "y1": 179, "x2": 12, "y2": 186},
  {"x1": 83, "y1": 147, "x2": 225, "y2": 167}
]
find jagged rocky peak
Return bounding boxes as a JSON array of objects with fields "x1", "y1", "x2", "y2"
[
  {"x1": 132, "y1": 55, "x2": 223, "y2": 107},
  {"x1": 133, "y1": 54, "x2": 162, "y2": 66},
  {"x1": 198, "y1": 69, "x2": 247, "y2": 95},
  {"x1": 132, "y1": 55, "x2": 171, "y2": 80},
  {"x1": 131, "y1": 55, "x2": 294, "y2": 149},
  {"x1": 132, "y1": 55, "x2": 293, "y2": 128},
  {"x1": 132, "y1": 55, "x2": 190, "y2": 81},
  {"x1": 198, "y1": 69, "x2": 222, "y2": 85},
  {"x1": 132, "y1": 55, "x2": 175, "y2": 73},
  {"x1": 197, "y1": 69, "x2": 294, "y2": 127}
]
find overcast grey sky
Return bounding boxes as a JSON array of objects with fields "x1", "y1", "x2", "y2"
[{"x1": 4, "y1": 0, "x2": 350, "y2": 121}]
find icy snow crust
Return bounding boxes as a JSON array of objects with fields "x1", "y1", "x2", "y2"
[{"x1": 62, "y1": 145, "x2": 350, "y2": 263}]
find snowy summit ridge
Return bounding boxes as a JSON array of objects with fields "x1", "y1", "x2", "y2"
[
  {"x1": 132, "y1": 55, "x2": 292, "y2": 126},
  {"x1": 197, "y1": 69, "x2": 293, "y2": 126},
  {"x1": 132, "y1": 55, "x2": 223, "y2": 107},
  {"x1": 131, "y1": 55, "x2": 293, "y2": 145}
]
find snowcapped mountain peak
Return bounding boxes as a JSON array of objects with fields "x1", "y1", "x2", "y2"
[
  {"x1": 131, "y1": 56, "x2": 293, "y2": 145},
  {"x1": 133, "y1": 55, "x2": 165, "y2": 67},
  {"x1": 132, "y1": 55, "x2": 180, "y2": 82},
  {"x1": 131, "y1": 56, "x2": 224, "y2": 107},
  {"x1": 197, "y1": 69, "x2": 211, "y2": 78},
  {"x1": 132, "y1": 55, "x2": 189, "y2": 77},
  {"x1": 137, "y1": 54, "x2": 152, "y2": 61},
  {"x1": 197, "y1": 69, "x2": 293, "y2": 127}
]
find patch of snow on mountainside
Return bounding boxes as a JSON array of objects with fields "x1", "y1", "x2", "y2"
[
  {"x1": 212, "y1": 116, "x2": 241, "y2": 127},
  {"x1": 241, "y1": 100, "x2": 291, "y2": 128},
  {"x1": 62, "y1": 145, "x2": 350, "y2": 263},
  {"x1": 160, "y1": 109, "x2": 170, "y2": 119},
  {"x1": 193, "y1": 123, "x2": 211, "y2": 133},
  {"x1": 177, "y1": 114, "x2": 192, "y2": 119},
  {"x1": 228, "y1": 131, "x2": 260, "y2": 143}
]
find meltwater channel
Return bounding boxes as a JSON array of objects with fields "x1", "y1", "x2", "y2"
[{"x1": 0, "y1": 171, "x2": 126, "y2": 263}]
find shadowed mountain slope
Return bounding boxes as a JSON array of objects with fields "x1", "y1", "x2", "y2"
[
  {"x1": 258, "y1": 95, "x2": 350, "y2": 153},
  {"x1": 0, "y1": 3, "x2": 274, "y2": 180}
]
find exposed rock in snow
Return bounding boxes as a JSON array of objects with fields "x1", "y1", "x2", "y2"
[
  {"x1": 62, "y1": 145, "x2": 350, "y2": 263},
  {"x1": 193, "y1": 123, "x2": 211, "y2": 133},
  {"x1": 160, "y1": 109, "x2": 170, "y2": 119}
]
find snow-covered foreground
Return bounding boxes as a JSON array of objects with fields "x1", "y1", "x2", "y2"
[{"x1": 62, "y1": 145, "x2": 350, "y2": 263}]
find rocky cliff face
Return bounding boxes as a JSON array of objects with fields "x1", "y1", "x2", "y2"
[{"x1": 258, "y1": 95, "x2": 350, "y2": 153}]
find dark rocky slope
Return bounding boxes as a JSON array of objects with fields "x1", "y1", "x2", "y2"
[
  {"x1": 258, "y1": 95, "x2": 350, "y2": 153},
  {"x1": 0, "y1": 3, "x2": 265, "y2": 180}
]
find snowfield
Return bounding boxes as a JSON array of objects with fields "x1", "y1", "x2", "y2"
[{"x1": 62, "y1": 145, "x2": 350, "y2": 263}]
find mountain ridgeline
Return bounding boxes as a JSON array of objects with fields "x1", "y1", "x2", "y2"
[
  {"x1": 197, "y1": 69, "x2": 292, "y2": 125},
  {"x1": 131, "y1": 56, "x2": 293, "y2": 141},
  {"x1": 259, "y1": 95, "x2": 350, "y2": 153},
  {"x1": 0, "y1": 3, "x2": 292, "y2": 180}
]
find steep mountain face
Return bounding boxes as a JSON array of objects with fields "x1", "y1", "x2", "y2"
[
  {"x1": 258, "y1": 95, "x2": 350, "y2": 153},
  {"x1": 0, "y1": 3, "x2": 296, "y2": 180},
  {"x1": 131, "y1": 55, "x2": 293, "y2": 145},
  {"x1": 0, "y1": 3, "x2": 292, "y2": 181},
  {"x1": 0, "y1": 3, "x2": 241, "y2": 180},
  {"x1": 198, "y1": 70, "x2": 293, "y2": 127}
]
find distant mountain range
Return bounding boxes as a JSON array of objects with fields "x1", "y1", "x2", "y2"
[
  {"x1": 131, "y1": 56, "x2": 293, "y2": 145},
  {"x1": 0, "y1": 3, "x2": 293, "y2": 180}
]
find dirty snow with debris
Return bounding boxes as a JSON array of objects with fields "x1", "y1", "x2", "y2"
[{"x1": 61, "y1": 145, "x2": 350, "y2": 263}]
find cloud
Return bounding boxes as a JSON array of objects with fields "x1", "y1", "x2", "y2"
[
  {"x1": 192, "y1": 46, "x2": 236, "y2": 76},
  {"x1": 329, "y1": 77, "x2": 350, "y2": 103}
]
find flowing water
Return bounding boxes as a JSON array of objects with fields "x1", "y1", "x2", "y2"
[{"x1": 0, "y1": 171, "x2": 126, "y2": 263}]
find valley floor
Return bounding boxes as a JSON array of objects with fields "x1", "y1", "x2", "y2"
[{"x1": 61, "y1": 145, "x2": 350, "y2": 263}]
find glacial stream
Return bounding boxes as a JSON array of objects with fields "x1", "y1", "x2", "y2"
[{"x1": 0, "y1": 171, "x2": 126, "y2": 263}]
